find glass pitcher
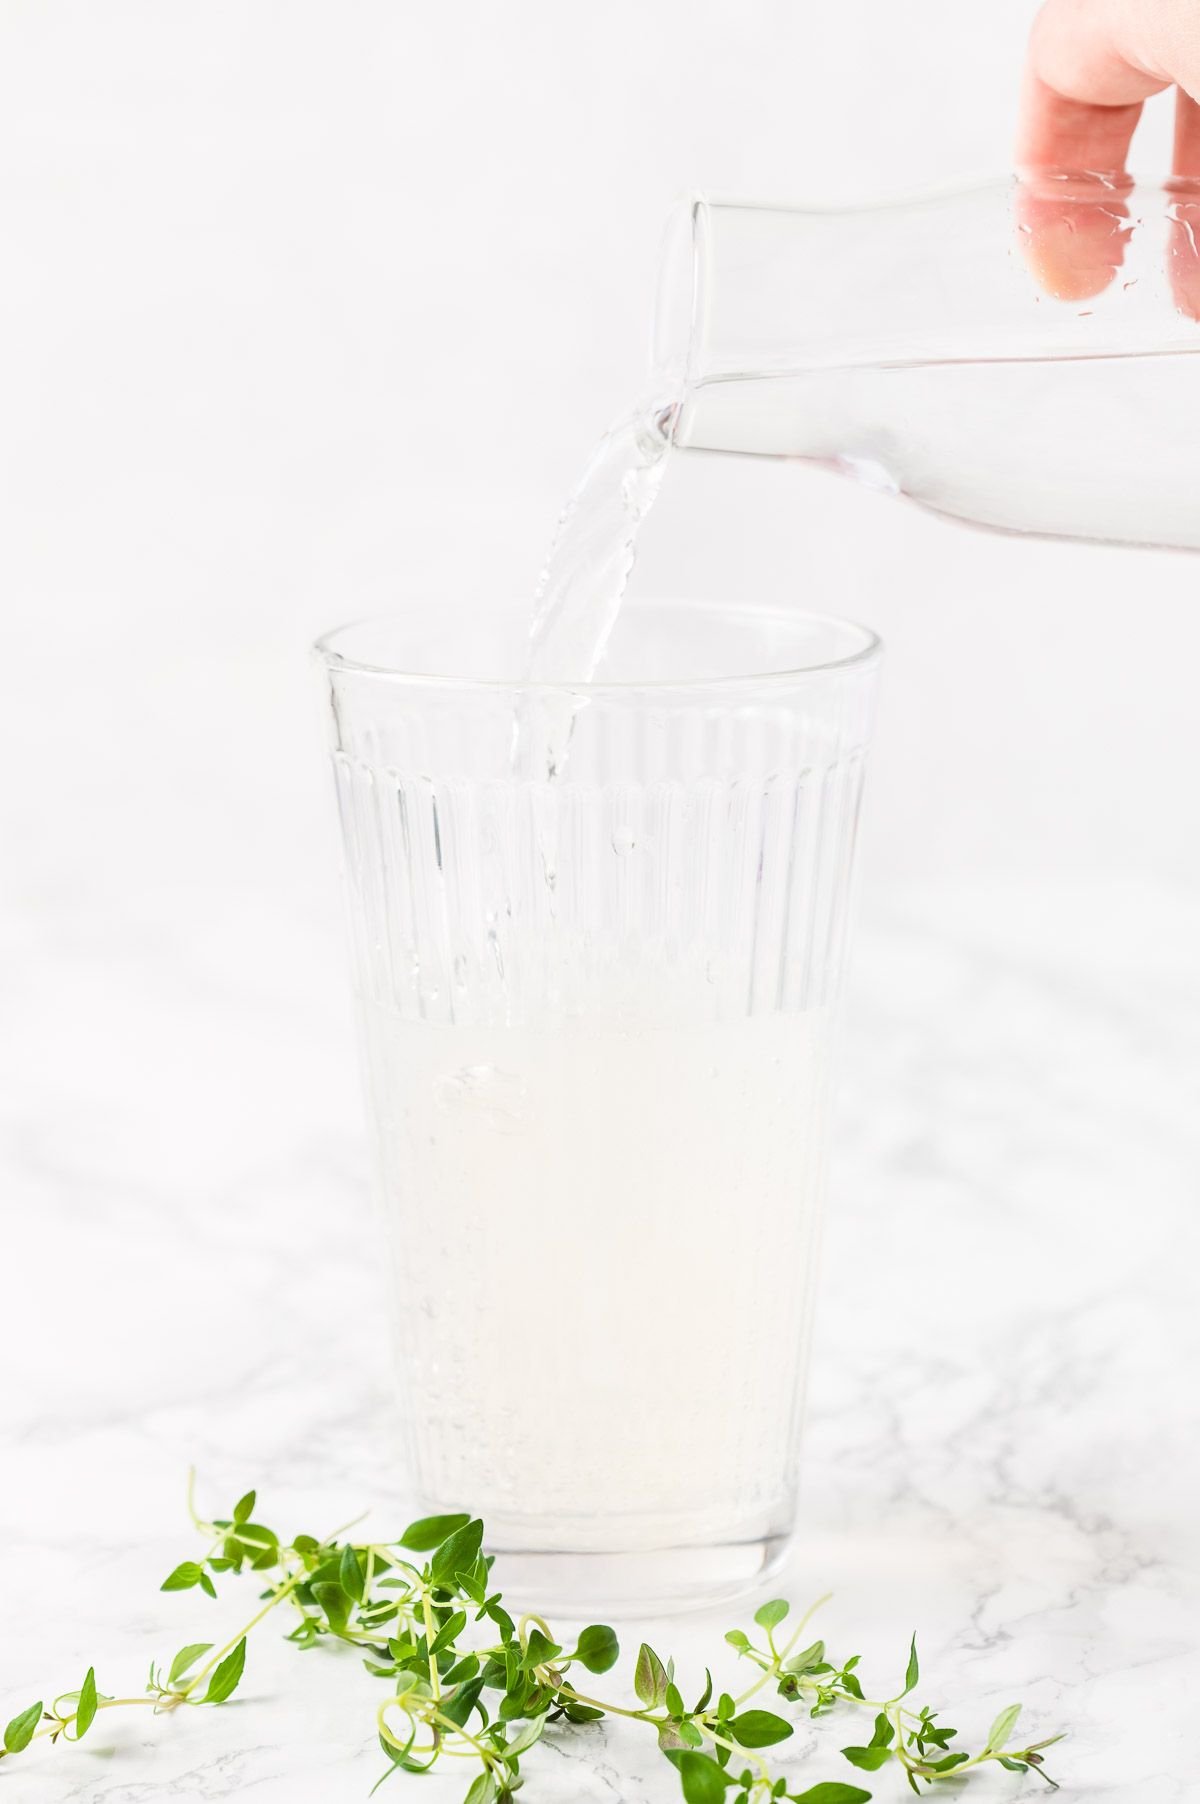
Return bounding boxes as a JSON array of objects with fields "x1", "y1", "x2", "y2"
[{"x1": 653, "y1": 172, "x2": 1200, "y2": 550}]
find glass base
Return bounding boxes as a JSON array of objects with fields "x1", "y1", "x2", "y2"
[{"x1": 491, "y1": 1532, "x2": 792, "y2": 1620}]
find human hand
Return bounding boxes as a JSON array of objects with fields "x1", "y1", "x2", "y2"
[{"x1": 1016, "y1": 0, "x2": 1200, "y2": 314}]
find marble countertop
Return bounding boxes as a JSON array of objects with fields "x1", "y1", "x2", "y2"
[{"x1": 2, "y1": 872, "x2": 1197, "y2": 1804}]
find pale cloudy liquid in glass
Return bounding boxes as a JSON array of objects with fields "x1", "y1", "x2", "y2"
[{"x1": 363, "y1": 1001, "x2": 834, "y2": 1547}]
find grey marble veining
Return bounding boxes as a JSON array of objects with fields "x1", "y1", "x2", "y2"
[{"x1": 1, "y1": 876, "x2": 1197, "y2": 1801}]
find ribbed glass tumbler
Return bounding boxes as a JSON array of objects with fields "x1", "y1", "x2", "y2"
[{"x1": 315, "y1": 599, "x2": 881, "y2": 1612}]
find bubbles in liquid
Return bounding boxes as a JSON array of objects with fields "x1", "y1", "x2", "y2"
[{"x1": 434, "y1": 1063, "x2": 530, "y2": 1135}]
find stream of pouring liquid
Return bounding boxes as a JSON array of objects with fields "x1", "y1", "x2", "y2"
[
  {"x1": 505, "y1": 401, "x2": 677, "y2": 799},
  {"x1": 525, "y1": 399, "x2": 677, "y2": 689}
]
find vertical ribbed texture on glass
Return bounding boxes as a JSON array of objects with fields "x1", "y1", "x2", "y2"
[
  {"x1": 328, "y1": 691, "x2": 874, "y2": 1029},
  {"x1": 319, "y1": 624, "x2": 879, "y2": 1559}
]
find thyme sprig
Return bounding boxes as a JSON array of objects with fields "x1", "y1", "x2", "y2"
[{"x1": 1, "y1": 1478, "x2": 1062, "y2": 1801}]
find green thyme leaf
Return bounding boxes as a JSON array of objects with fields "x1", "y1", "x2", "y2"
[
  {"x1": 902, "y1": 1634, "x2": 919, "y2": 1696},
  {"x1": 574, "y1": 1624, "x2": 619, "y2": 1674},
  {"x1": 783, "y1": 1639, "x2": 826, "y2": 1674},
  {"x1": 754, "y1": 1599, "x2": 789, "y2": 1631},
  {"x1": 665, "y1": 1749, "x2": 738, "y2": 1803},
  {"x1": 339, "y1": 1545, "x2": 365, "y2": 1603},
  {"x1": 3, "y1": 1702, "x2": 43, "y2": 1754},
  {"x1": 236, "y1": 1522, "x2": 279, "y2": 1558},
  {"x1": 558, "y1": 1699, "x2": 604, "y2": 1723},
  {"x1": 431, "y1": 1611, "x2": 468, "y2": 1657},
  {"x1": 74, "y1": 1668, "x2": 98, "y2": 1740},
  {"x1": 522, "y1": 1628, "x2": 561, "y2": 1669},
  {"x1": 167, "y1": 1644, "x2": 213, "y2": 1686},
  {"x1": 503, "y1": 1717, "x2": 545, "y2": 1758},
  {"x1": 161, "y1": 1561, "x2": 204, "y2": 1592},
  {"x1": 841, "y1": 1743, "x2": 892, "y2": 1770},
  {"x1": 204, "y1": 1638, "x2": 247, "y2": 1705},
  {"x1": 313, "y1": 1581, "x2": 351, "y2": 1634},
  {"x1": 985, "y1": 1703, "x2": 1022, "y2": 1752},
  {"x1": 634, "y1": 1642, "x2": 670, "y2": 1708},
  {"x1": 430, "y1": 1520, "x2": 484, "y2": 1589},
  {"x1": 790, "y1": 1788, "x2": 873, "y2": 1804},
  {"x1": 399, "y1": 1513, "x2": 471, "y2": 1553},
  {"x1": 439, "y1": 1676, "x2": 484, "y2": 1729},
  {"x1": 728, "y1": 1709, "x2": 793, "y2": 1748}
]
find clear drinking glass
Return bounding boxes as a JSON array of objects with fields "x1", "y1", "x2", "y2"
[
  {"x1": 654, "y1": 173, "x2": 1200, "y2": 548},
  {"x1": 315, "y1": 597, "x2": 881, "y2": 1612}
]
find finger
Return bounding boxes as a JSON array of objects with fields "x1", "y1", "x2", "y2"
[
  {"x1": 1174, "y1": 84, "x2": 1200, "y2": 171},
  {"x1": 1017, "y1": 0, "x2": 1200, "y2": 311},
  {"x1": 1014, "y1": 0, "x2": 1165, "y2": 303},
  {"x1": 1017, "y1": 0, "x2": 1192, "y2": 167},
  {"x1": 1015, "y1": 162, "x2": 1133, "y2": 303},
  {"x1": 1169, "y1": 91, "x2": 1200, "y2": 318},
  {"x1": 1016, "y1": 68, "x2": 1146, "y2": 173}
]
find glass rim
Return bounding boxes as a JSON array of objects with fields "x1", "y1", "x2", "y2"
[{"x1": 313, "y1": 599, "x2": 883, "y2": 697}]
